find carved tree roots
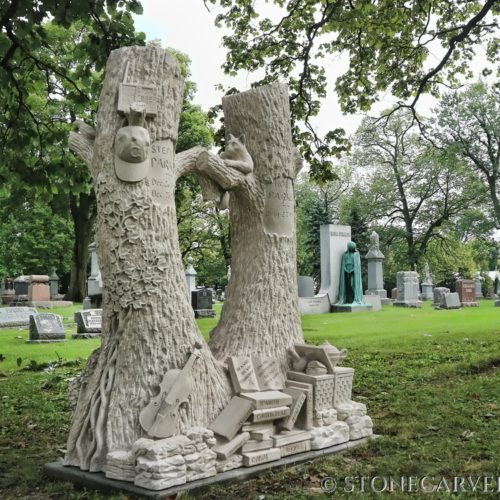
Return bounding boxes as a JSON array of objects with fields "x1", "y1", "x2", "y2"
[{"x1": 65, "y1": 47, "x2": 230, "y2": 472}]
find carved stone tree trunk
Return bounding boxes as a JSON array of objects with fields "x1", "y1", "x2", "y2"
[
  {"x1": 65, "y1": 46, "x2": 230, "y2": 472},
  {"x1": 197, "y1": 84, "x2": 304, "y2": 374}
]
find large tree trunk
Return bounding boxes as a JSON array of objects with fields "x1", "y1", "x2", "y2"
[
  {"x1": 197, "y1": 84, "x2": 304, "y2": 376},
  {"x1": 65, "y1": 192, "x2": 96, "y2": 302},
  {"x1": 65, "y1": 46, "x2": 230, "y2": 472}
]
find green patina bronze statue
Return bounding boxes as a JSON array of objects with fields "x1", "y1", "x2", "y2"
[{"x1": 336, "y1": 241, "x2": 365, "y2": 305}]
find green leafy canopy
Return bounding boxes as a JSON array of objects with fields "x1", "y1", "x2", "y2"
[{"x1": 205, "y1": 0, "x2": 499, "y2": 181}]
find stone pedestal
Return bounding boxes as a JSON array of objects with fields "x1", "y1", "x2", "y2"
[
  {"x1": 363, "y1": 294, "x2": 381, "y2": 311},
  {"x1": 393, "y1": 271, "x2": 422, "y2": 308},
  {"x1": 364, "y1": 232, "x2": 387, "y2": 301},
  {"x1": 421, "y1": 282, "x2": 434, "y2": 300},
  {"x1": 298, "y1": 294, "x2": 330, "y2": 315},
  {"x1": 331, "y1": 304, "x2": 373, "y2": 313},
  {"x1": 28, "y1": 275, "x2": 50, "y2": 302},
  {"x1": 456, "y1": 279, "x2": 479, "y2": 307}
]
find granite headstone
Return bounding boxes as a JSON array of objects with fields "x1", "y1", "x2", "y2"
[
  {"x1": 74, "y1": 309, "x2": 102, "y2": 338},
  {"x1": 28, "y1": 313, "x2": 66, "y2": 342},
  {"x1": 393, "y1": 271, "x2": 422, "y2": 308},
  {"x1": 456, "y1": 279, "x2": 479, "y2": 307},
  {"x1": 0, "y1": 306, "x2": 37, "y2": 328}
]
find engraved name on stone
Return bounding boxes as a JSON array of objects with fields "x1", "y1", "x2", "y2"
[
  {"x1": 253, "y1": 357, "x2": 283, "y2": 391},
  {"x1": 240, "y1": 391, "x2": 292, "y2": 410},
  {"x1": 148, "y1": 140, "x2": 175, "y2": 207},
  {"x1": 330, "y1": 231, "x2": 351, "y2": 237},
  {"x1": 263, "y1": 178, "x2": 294, "y2": 237},
  {"x1": 228, "y1": 357, "x2": 260, "y2": 393},
  {"x1": 280, "y1": 439, "x2": 311, "y2": 457},
  {"x1": 252, "y1": 406, "x2": 290, "y2": 423},
  {"x1": 242, "y1": 447, "x2": 281, "y2": 467},
  {"x1": 279, "y1": 388, "x2": 306, "y2": 431},
  {"x1": 208, "y1": 396, "x2": 255, "y2": 441}
]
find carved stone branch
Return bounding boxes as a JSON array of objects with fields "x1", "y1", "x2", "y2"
[
  {"x1": 293, "y1": 147, "x2": 304, "y2": 177},
  {"x1": 175, "y1": 146, "x2": 226, "y2": 205},
  {"x1": 69, "y1": 120, "x2": 96, "y2": 172},
  {"x1": 174, "y1": 146, "x2": 205, "y2": 179},
  {"x1": 195, "y1": 150, "x2": 251, "y2": 192}
]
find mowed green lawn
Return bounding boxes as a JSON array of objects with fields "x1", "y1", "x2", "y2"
[{"x1": 0, "y1": 301, "x2": 499, "y2": 499}]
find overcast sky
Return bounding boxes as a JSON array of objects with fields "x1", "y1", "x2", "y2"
[{"x1": 133, "y1": 0, "x2": 493, "y2": 137}]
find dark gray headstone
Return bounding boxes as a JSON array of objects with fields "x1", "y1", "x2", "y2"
[
  {"x1": 191, "y1": 289, "x2": 213, "y2": 310},
  {"x1": 0, "y1": 306, "x2": 38, "y2": 328},
  {"x1": 29, "y1": 313, "x2": 66, "y2": 342},
  {"x1": 13, "y1": 276, "x2": 30, "y2": 296},
  {"x1": 74, "y1": 309, "x2": 102, "y2": 334},
  {"x1": 433, "y1": 287, "x2": 450, "y2": 307}
]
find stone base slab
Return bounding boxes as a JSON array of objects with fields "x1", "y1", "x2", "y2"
[
  {"x1": 393, "y1": 301, "x2": 422, "y2": 308},
  {"x1": 495, "y1": 300, "x2": 500, "y2": 307},
  {"x1": 27, "y1": 301, "x2": 74, "y2": 308},
  {"x1": 72, "y1": 333, "x2": 102, "y2": 339},
  {"x1": 331, "y1": 304, "x2": 373, "y2": 313},
  {"x1": 380, "y1": 298, "x2": 392, "y2": 305},
  {"x1": 27, "y1": 339, "x2": 67, "y2": 343},
  {"x1": 461, "y1": 302, "x2": 479, "y2": 307},
  {"x1": 45, "y1": 436, "x2": 377, "y2": 498}
]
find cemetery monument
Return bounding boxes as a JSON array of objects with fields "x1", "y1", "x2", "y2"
[
  {"x1": 332, "y1": 242, "x2": 372, "y2": 313},
  {"x1": 421, "y1": 262, "x2": 434, "y2": 300},
  {"x1": 298, "y1": 225, "x2": 352, "y2": 314},
  {"x1": 46, "y1": 46, "x2": 374, "y2": 495},
  {"x1": 456, "y1": 279, "x2": 479, "y2": 307},
  {"x1": 393, "y1": 271, "x2": 422, "y2": 308},
  {"x1": 364, "y1": 231, "x2": 389, "y2": 304}
]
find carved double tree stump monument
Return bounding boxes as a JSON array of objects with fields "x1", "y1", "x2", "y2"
[{"x1": 49, "y1": 46, "x2": 373, "y2": 494}]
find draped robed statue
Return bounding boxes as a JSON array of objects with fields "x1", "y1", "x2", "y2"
[{"x1": 336, "y1": 241, "x2": 365, "y2": 305}]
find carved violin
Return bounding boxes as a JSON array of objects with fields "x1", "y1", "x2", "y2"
[{"x1": 139, "y1": 342, "x2": 202, "y2": 438}]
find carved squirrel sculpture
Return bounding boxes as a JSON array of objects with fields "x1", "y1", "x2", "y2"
[
  {"x1": 216, "y1": 134, "x2": 254, "y2": 209},
  {"x1": 220, "y1": 134, "x2": 254, "y2": 174}
]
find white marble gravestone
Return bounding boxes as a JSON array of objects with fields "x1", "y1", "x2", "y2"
[
  {"x1": 0, "y1": 306, "x2": 38, "y2": 328},
  {"x1": 318, "y1": 224, "x2": 352, "y2": 305},
  {"x1": 299, "y1": 224, "x2": 351, "y2": 314},
  {"x1": 364, "y1": 231, "x2": 388, "y2": 303}
]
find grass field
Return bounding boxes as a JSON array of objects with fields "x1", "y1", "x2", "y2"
[{"x1": 0, "y1": 301, "x2": 499, "y2": 499}]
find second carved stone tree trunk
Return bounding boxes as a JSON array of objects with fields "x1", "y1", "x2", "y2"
[
  {"x1": 203, "y1": 84, "x2": 304, "y2": 374},
  {"x1": 65, "y1": 46, "x2": 230, "y2": 472}
]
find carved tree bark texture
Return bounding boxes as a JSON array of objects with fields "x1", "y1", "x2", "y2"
[
  {"x1": 64, "y1": 47, "x2": 230, "y2": 472},
  {"x1": 208, "y1": 83, "x2": 304, "y2": 374}
]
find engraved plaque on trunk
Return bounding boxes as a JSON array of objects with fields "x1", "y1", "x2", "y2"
[
  {"x1": 263, "y1": 178, "x2": 294, "y2": 237},
  {"x1": 148, "y1": 140, "x2": 175, "y2": 207}
]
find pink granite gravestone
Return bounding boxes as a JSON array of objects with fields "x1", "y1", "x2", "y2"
[{"x1": 28, "y1": 275, "x2": 50, "y2": 302}]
